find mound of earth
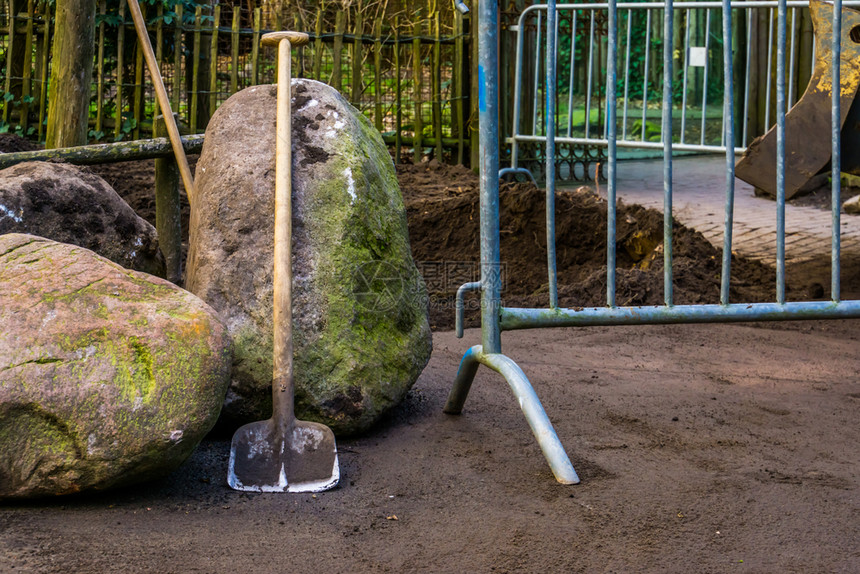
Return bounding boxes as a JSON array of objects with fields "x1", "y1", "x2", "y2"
[{"x1": 398, "y1": 164, "x2": 785, "y2": 331}]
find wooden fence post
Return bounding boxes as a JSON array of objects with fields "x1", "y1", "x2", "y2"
[
  {"x1": 153, "y1": 117, "x2": 182, "y2": 285},
  {"x1": 313, "y1": 6, "x2": 323, "y2": 81},
  {"x1": 394, "y1": 16, "x2": 402, "y2": 164},
  {"x1": 208, "y1": 5, "x2": 220, "y2": 120},
  {"x1": 373, "y1": 18, "x2": 383, "y2": 132},
  {"x1": 3, "y1": 0, "x2": 16, "y2": 126},
  {"x1": 251, "y1": 7, "x2": 261, "y2": 85},
  {"x1": 455, "y1": 8, "x2": 464, "y2": 165},
  {"x1": 469, "y1": 7, "x2": 479, "y2": 169},
  {"x1": 20, "y1": 0, "x2": 34, "y2": 134},
  {"x1": 412, "y1": 16, "x2": 422, "y2": 163},
  {"x1": 133, "y1": 4, "x2": 145, "y2": 140},
  {"x1": 113, "y1": 2, "x2": 126, "y2": 140},
  {"x1": 351, "y1": 11, "x2": 363, "y2": 106},
  {"x1": 172, "y1": 4, "x2": 182, "y2": 116},
  {"x1": 37, "y1": 1, "x2": 50, "y2": 140},
  {"x1": 432, "y1": 11, "x2": 442, "y2": 160},
  {"x1": 332, "y1": 11, "x2": 344, "y2": 91},
  {"x1": 230, "y1": 8, "x2": 240, "y2": 93},
  {"x1": 190, "y1": 6, "x2": 201, "y2": 133}
]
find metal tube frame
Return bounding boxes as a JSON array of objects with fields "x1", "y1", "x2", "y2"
[{"x1": 448, "y1": 0, "x2": 856, "y2": 486}]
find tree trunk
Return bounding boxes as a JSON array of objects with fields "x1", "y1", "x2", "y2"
[{"x1": 45, "y1": 0, "x2": 97, "y2": 148}]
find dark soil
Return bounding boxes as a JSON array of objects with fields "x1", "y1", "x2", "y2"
[{"x1": 399, "y1": 163, "x2": 784, "y2": 331}]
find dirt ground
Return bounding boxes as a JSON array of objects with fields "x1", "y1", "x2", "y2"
[{"x1": 1, "y1": 146, "x2": 859, "y2": 572}]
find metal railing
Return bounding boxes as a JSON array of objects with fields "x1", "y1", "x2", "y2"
[
  {"x1": 446, "y1": 0, "x2": 860, "y2": 485},
  {"x1": 506, "y1": 0, "x2": 860, "y2": 181}
]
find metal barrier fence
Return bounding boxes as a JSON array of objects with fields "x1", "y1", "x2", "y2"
[
  {"x1": 505, "y1": 0, "x2": 860, "y2": 181},
  {"x1": 447, "y1": 0, "x2": 860, "y2": 484}
]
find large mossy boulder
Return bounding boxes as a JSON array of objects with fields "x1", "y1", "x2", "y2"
[
  {"x1": 0, "y1": 234, "x2": 232, "y2": 500},
  {"x1": 0, "y1": 161, "x2": 165, "y2": 277},
  {"x1": 186, "y1": 80, "x2": 431, "y2": 435}
]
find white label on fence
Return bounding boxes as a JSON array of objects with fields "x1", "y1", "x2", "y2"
[{"x1": 689, "y1": 47, "x2": 708, "y2": 68}]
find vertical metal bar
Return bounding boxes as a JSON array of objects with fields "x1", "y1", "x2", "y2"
[
  {"x1": 680, "y1": 9, "x2": 691, "y2": 143},
  {"x1": 700, "y1": 9, "x2": 711, "y2": 146},
  {"x1": 720, "y1": 0, "x2": 735, "y2": 305},
  {"x1": 641, "y1": 10, "x2": 652, "y2": 142},
  {"x1": 566, "y1": 11, "x2": 577, "y2": 137},
  {"x1": 532, "y1": 10, "x2": 542, "y2": 137},
  {"x1": 546, "y1": 0, "x2": 558, "y2": 308},
  {"x1": 663, "y1": 0, "x2": 674, "y2": 306},
  {"x1": 788, "y1": 7, "x2": 797, "y2": 107},
  {"x1": 478, "y1": 0, "x2": 501, "y2": 354},
  {"x1": 622, "y1": 10, "x2": 632, "y2": 140},
  {"x1": 775, "y1": 0, "x2": 787, "y2": 304},
  {"x1": 832, "y1": 0, "x2": 842, "y2": 302},
  {"x1": 743, "y1": 8, "x2": 752, "y2": 146},
  {"x1": 765, "y1": 7, "x2": 774, "y2": 129},
  {"x1": 607, "y1": 0, "x2": 618, "y2": 307},
  {"x1": 511, "y1": 13, "x2": 526, "y2": 167},
  {"x1": 585, "y1": 11, "x2": 595, "y2": 140}
]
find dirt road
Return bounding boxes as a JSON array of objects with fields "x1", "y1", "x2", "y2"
[{"x1": 3, "y1": 321, "x2": 858, "y2": 573}]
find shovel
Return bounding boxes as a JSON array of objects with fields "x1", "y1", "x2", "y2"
[{"x1": 227, "y1": 31, "x2": 339, "y2": 493}]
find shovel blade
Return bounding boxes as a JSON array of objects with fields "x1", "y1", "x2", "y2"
[{"x1": 227, "y1": 419, "x2": 339, "y2": 493}]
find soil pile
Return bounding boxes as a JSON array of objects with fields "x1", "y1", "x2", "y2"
[{"x1": 399, "y1": 163, "x2": 783, "y2": 330}]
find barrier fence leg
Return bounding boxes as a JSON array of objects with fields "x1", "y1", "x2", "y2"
[
  {"x1": 444, "y1": 345, "x2": 483, "y2": 415},
  {"x1": 445, "y1": 345, "x2": 580, "y2": 485}
]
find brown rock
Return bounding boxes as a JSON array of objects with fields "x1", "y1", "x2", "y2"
[
  {"x1": 0, "y1": 161, "x2": 164, "y2": 277},
  {"x1": 0, "y1": 233, "x2": 232, "y2": 499},
  {"x1": 186, "y1": 80, "x2": 431, "y2": 435}
]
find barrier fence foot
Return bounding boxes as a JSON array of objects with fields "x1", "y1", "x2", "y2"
[
  {"x1": 445, "y1": 345, "x2": 579, "y2": 485},
  {"x1": 444, "y1": 345, "x2": 483, "y2": 415}
]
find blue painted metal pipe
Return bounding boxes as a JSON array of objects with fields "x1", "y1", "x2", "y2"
[
  {"x1": 662, "y1": 0, "x2": 674, "y2": 306},
  {"x1": 500, "y1": 300, "x2": 860, "y2": 331},
  {"x1": 720, "y1": 0, "x2": 735, "y2": 305},
  {"x1": 546, "y1": 0, "x2": 559, "y2": 308},
  {"x1": 832, "y1": 0, "x2": 843, "y2": 302},
  {"x1": 606, "y1": 0, "x2": 618, "y2": 307},
  {"x1": 478, "y1": 0, "x2": 501, "y2": 354},
  {"x1": 776, "y1": 0, "x2": 787, "y2": 304}
]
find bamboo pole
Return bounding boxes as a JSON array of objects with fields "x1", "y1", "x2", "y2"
[
  {"x1": 332, "y1": 11, "x2": 345, "y2": 90},
  {"x1": 251, "y1": 7, "x2": 261, "y2": 85},
  {"x1": 20, "y1": 0, "x2": 34, "y2": 134},
  {"x1": 412, "y1": 17, "x2": 423, "y2": 163},
  {"x1": 172, "y1": 4, "x2": 182, "y2": 114},
  {"x1": 231, "y1": 8, "x2": 240, "y2": 93},
  {"x1": 3, "y1": 0, "x2": 16, "y2": 125},
  {"x1": 37, "y1": 1, "x2": 50, "y2": 140},
  {"x1": 190, "y1": 6, "x2": 201, "y2": 133},
  {"x1": 373, "y1": 18, "x2": 383, "y2": 131},
  {"x1": 469, "y1": 7, "x2": 478, "y2": 169},
  {"x1": 133, "y1": 3, "x2": 145, "y2": 139},
  {"x1": 394, "y1": 16, "x2": 402, "y2": 164},
  {"x1": 115, "y1": 2, "x2": 125, "y2": 140},
  {"x1": 432, "y1": 11, "x2": 442, "y2": 161},
  {"x1": 209, "y1": 5, "x2": 220, "y2": 117},
  {"x1": 155, "y1": 3, "x2": 163, "y2": 124},
  {"x1": 351, "y1": 11, "x2": 363, "y2": 106},
  {"x1": 455, "y1": 9, "x2": 464, "y2": 165},
  {"x1": 0, "y1": 135, "x2": 204, "y2": 169},
  {"x1": 313, "y1": 6, "x2": 323, "y2": 81}
]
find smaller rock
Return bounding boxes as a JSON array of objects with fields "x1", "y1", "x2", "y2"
[
  {"x1": 0, "y1": 233, "x2": 232, "y2": 499},
  {"x1": 843, "y1": 194, "x2": 860, "y2": 215},
  {"x1": 0, "y1": 161, "x2": 164, "y2": 276}
]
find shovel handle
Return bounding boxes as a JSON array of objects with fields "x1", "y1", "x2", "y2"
[
  {"x1": 126, "y1": 0, "x2": 195, "y2": 203},
  {"x1": 270, "y1": 33, "x2": 308, "y2": 421}
]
